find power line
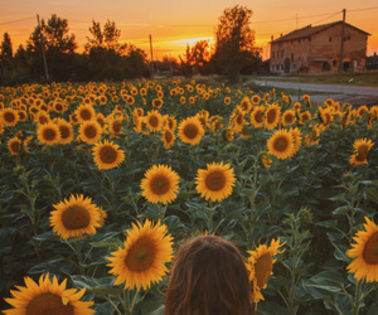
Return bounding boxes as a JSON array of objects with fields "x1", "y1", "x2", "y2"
[{"x1": 0, "y1": 16, "x2": 34, "y2": 26}]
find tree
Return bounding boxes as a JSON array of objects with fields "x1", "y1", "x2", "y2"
[
  {"x1": 179, "y1": 40, "x2": 211, "y2": 77},
  {"x1": 0, "y1": 33, "x2": 13, "y2": 59},
  {"x1": 26, "y1": 14, "x2": 77, "y2": 81},
  {"x1": 211, "y1": 5, "x2": 260, "y2": 81},
  {"x1": 85, "y1": 20, "x2": 126, "y2": 54}
]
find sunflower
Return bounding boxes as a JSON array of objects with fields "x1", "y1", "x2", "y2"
[
  {"x1": 107, "y1": 117, "x2": 124, "y2": 136},
  {"x1": 346, "y1": 217, "x2": 378, "y2": 282},
  {"x1": 152, "y1": 98, "x2": 163, "y2": 109},
  {"x1": 246, "y1": 239, "x2": 285, "y2": 303},
  {"x1": 161, "y1": 128, "x2": 176, "y2": 149},
  {"x1": 141, "y1": 164, "x2": 179, "y2": 205},
  {"x1": 55, "y1": 119, "x2": 74, "y2": 145},
  {"x1": 250, "y1": 106, "x2": 265, "y2": 128},
  {"x1": 349, "y1": 138, "x2": 375, "y2": 166},
  {"x1": 146, "y1": 110, "x2": 163, "y2": 132},
  {"x1": 262, "y1": 154, "x2": 272, "y2": 168},
  {"x1": 75, "y1": 104, "x2": 96, "y2": 123},
  {"x1": 299, "y1": 111, "x2": 312, "y2": 124},
  {"x1": 239, "y1": 96, "x2": 252, "y2": 112},
  {"x1": 1, "y1": 108, "x2": 19, "y2": 127},
  {"x1": 107, "y1": 219, "x2": 173, "y2": 291},
  {"x1": 305, "y1": 125, "x2": 320, "y2": 146},
  {"x1": 163, "y1": 115, "x2": 177, "y2": 131},
  {"x1": 224, "y1": 96, "x2": 231, "y2": 105},
  {"x1": 356, "y1": 105, "x2": 369, "y2": 118},
  {"x1": 289, "y1": 127, "x2": 302, "y2": 155},
  {"x1": 195, "y1": 162, "x2": 236, "y2": 202},
  {"x1": 264, "y1": 104, "x2": 281, "y2": 130},
  {"x1": 79, "y1": 121, "x2": 102, "y2": 144},
  {"x1": 8, "y1": 137, "x2": 22, "y2": 155},
  {"x1": 50, "y1": 194, "x2": 103, "y2": 240},
  {"x1": 282, "y1": 109, "x2": 296, "y2": 126},
  {"x1": 4, "y1": 273, "x2": 94, "y2": 315},
  {"x1": 267, "y1": 129, "x2": 295, "y2": 160},
  {"x1": 178, "y1": 116, "x2": 205, "y2": 146},
  {"x1": 92, "y1": 140, "x2": 125, "y2": 170},
  {"x1": 35, "y1": 111, "x2": 50, "y2": 125},
  {"x1": 37, "y1": 122, "x2": 61, "y2": 145},
  {"x1": 251, "y1": 94, "x2": 261, "y2": 105}
]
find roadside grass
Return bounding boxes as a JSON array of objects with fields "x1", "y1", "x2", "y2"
[{"x1": 249, "y1": 71, "x2": 378, "y2": 87}]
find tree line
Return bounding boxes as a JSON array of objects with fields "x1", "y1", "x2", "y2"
[{"x1": 0, "y1": 5, "x2": 264, "y2": 85}]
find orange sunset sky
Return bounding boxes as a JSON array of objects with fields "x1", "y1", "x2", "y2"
[{"x1": 1, "y1": 0, "x2": 378, "y2": 60}]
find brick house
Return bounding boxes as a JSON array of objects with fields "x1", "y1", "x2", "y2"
[{"x1": 270, "y1": 21, "x2": 370, "y2": 73}]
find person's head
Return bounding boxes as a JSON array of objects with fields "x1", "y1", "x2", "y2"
[{"x1": 165, "y1": 235, "x2": 252, "y2": 315}]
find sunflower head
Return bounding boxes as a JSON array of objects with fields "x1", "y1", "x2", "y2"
[
  {"x1": 264, "y1": 104, "x2": 281, "y2": 130},
  {"x1": 107, "y1": 219, "x2": 173, "y2": 291},
  {"x1": 146, "y1": 110, "x2": 163, "y2": 132},
  {"x1": 92, "y1": 140, "x2": 125, "y2": 170},
  {"x1": 4, "y1": 273, "x2": 94, "y2": 314},
  {"x1": 141, "y1": 164, "x2": 180, "y2": 205},
  {"x1": 50, "y1": 194, "x2": 104, "y2": 240},
  {"x1": 267, "y1": 129, "x2": 295, "y2": 160},
  {"x1": 37, "y1": 122, "x2": 61, "y2": 145},
  {"x1": 195, "y1": 162, "x2": 236, "y2": 202},
  {"x1": 8, "y1": 137, "x2": 22, "y2": 155},
  {"x1": 178, "y1": 116, "x2": 205, "y2": 146},
  {"x1": 350, "y1": 138, "x2": 374, "y2": 166},
  {"x1": 79, "y1": 121, "x2": 102, "y2": 144},
  {"x1": 346, "y1": 217, "x2": 378, "y2": 282},
  {"x1": 1, "y1": 108, "x2": 19, "y2": 126},
  {"x1": 75, "y1": 104, "x2": 96, "y2": 123},
  {"x1": 161, "y1": 128, "x2": 176, "y2": 149}
]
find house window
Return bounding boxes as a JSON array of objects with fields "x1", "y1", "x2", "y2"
[
  {"x1": 291, "y1": 53, "x2": 294, "y2": 62},
  {"x1": 329, "y1": 36, "x2": 332, "y2": 42},
  {"x1": 332, "y1": 60, "x2": 337, "y2": 66}
]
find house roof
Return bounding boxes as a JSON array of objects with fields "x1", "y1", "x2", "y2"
[{"x1": 271, "y1": 21, "x2": 370, "y2": 44}]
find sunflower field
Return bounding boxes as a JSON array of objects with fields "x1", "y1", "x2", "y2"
[{"x1": 0, "y1": 79, "x2": 377, "y2": 315}]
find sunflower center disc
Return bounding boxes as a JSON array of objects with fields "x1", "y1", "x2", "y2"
[
  {"x1": 113, "y1": 122, "x2": 122, "y2": 133},
  {"x1": 255, "y1": 111, "x2": 263, "y2": 123},
  {"x1": 356, "y1": 145, "x2": 369, "y2": 161},
  {"x1": 274, "y1": 136, "x2": 288, "y2": 152},
  {"x1": 149, "y1": 116, "x2": 159, "y2": 128},
  {"x1": 183, "y1": 124, "x2": 198, "y2": 139},
  {"x1": 26, "y1": 292, "x2": 74, "y2": 315},
  {"x1": 362, "y1": 232, "x2": 378, "y2": 265},
  {"x1": 125, "y1": 237, "x2": 156, "y2": 272},
  {"x1": 85, "y1": 126, "x2": 97, "y2": 138},
  {"x1": 151, "y1": 175, "x2": 170, "y2": 195},
  {"x1": 59, "y1": 126, "x2": 70, "y2": 139},
  {"x1": 61, "y1": 205, "x2": 91, "y2": 230},
  {"x1": 254, "y1": 253, "x2": 273, "y2": 289},
  {"x1": 285, "y1": 114, "x2": 293, "y2": 123},
  {"x1": 164, "y1": 131, "x2": 173, "y2": 143},
  {"x1": 267, "y1": 110, "x2": 277, "y2": 123},
  {"x1": 205, "y1": 171, "x2": 226, "y2": 191},
  {"x1": 11, "y1": 141, "x2": 21, "y2": 153},
  {"x1": 5, "y1": 112, "x2": 15, "y2": 122},
  {"x1": 80, "y1": 109, "x2": 91, "y2": 120},
  {"x1": 43, "y1": 129, "x2": 57, "y2": 141},
  {"x1": 99, "y1": 146, "x2": 117, "y2": 164}
]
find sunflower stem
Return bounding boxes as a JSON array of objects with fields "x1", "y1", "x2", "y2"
[
  {"x1": 353, "y1": 280, "x2": 363, "y2": 315},
  {"x1": 106, "y1": 296, "x2": 122, "y2": 315}
]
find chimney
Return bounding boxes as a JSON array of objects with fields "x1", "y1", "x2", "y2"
[
  {"x1": 280, "y1": 33, "x2": 283, "y2": 37},
  {"x1": 271, "y1": 35, "x2": 274, "y2": 41}
]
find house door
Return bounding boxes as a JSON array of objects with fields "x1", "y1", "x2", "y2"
[{"x1": 284, "y1": 58, "x2": 290, "y2": 73}]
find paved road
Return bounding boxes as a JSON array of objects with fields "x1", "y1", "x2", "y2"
[{"x1": 252, "y1": 80, "x2": 378, "y2": 97}]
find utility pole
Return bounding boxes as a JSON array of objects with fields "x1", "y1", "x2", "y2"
[
  {"x1": 149, "y1": 34, "x2": 154, "y2": 73},
  {"x1": 37, "y1": 14, "x2": 49, "y2": 82},
  {"x1": 338, "y1": 8, "x2": 346, "y2": 76}
]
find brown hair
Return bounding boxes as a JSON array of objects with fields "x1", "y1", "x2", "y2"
[{"x1": 165, "y1": 235, "x2": 253, "y2": 315}]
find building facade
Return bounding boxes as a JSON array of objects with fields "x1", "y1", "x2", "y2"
[{"x1": 270, "y1": 21, "x2": 370, "y2": 73}]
